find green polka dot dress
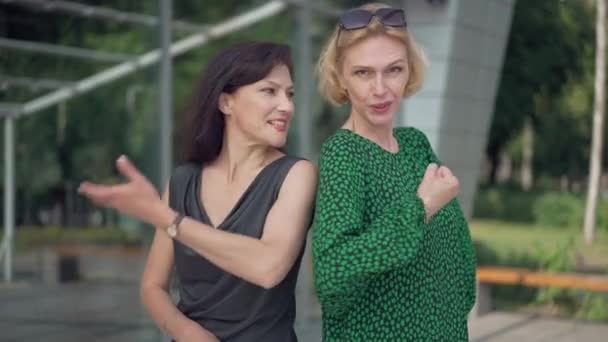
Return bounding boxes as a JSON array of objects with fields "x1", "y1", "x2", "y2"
[{"x1": 312, "y1": 127, "x2": 477, "y2": 341}]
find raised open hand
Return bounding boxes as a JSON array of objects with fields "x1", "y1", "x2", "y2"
[{"x1": 78, "y1": 155, "x2": 171, "y2": 228}]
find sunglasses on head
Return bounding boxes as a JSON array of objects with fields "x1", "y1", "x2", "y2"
[{"x1": 338, "y1": 8, "x2": 407, "y2": 30}]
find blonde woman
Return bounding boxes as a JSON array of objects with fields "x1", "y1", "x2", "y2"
[{"x1": 312, "y1": 3, "x2": 476, "y2": 340}]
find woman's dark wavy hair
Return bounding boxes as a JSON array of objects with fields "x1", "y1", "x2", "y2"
[{"x1": 181, "y1": 41, "x2": 293, "y2": 164}]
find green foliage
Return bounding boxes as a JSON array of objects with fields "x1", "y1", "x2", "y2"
[
  {"x1": 530, "y1": 235, "x2": 608, "y2": 321},
  {"x1": 471, "y1": 220, "x2": 608, "y2": 321},
  {"x1": 533, "y1": 193, "x2": 584, "y2": 229},
  {"x1": 473, "y1": 185, "x2": 540, "y2": 223},
  {"x1": 490, "y1": 0, "x2": 595, "y2": 181},
  {"x1": 531, "y1": 192, "x2": 608, "y2": 231},
  {"x1": 598, "y1": 201, "x2": 608, "y2": 232},
  {"x1": 534, "y1": 235, "x2": 575, "y2": 272},
  {"x1": 471, "y1": 219, "x2": 608, "y2": 269},
  {"x1": 576, "y1": 292, "x2": 608, "y2": 321},
  {"x1": 473, "y1": 240, "x2": 499, "y2": 266},
  {"x1": 475, "y1": 187, "x2": 608, "y2": 232}
]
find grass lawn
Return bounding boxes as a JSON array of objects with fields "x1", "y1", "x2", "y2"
[{"x1": 470, "y1": 219, "x2": 608, "y2": 271}]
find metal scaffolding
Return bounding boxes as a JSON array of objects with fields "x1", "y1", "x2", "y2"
[
  {"x1": 1, "y1": 0, "x2": 208, "y2": 32},
  {"x1": 11, "y1": 1, "x2": 287, "y2": 118}
]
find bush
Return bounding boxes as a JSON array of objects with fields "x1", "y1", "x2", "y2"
[
  {"x1": 597, "y1": 200, "x2": 608, "y2": 232},
  {"x1": 533, "y1": 192, "x2": 584, "y2": 228},
  {"x1": 532, "y1": 192, "x2": 608, "y2": 231},
  {"x1": 475, "y1": 187, "x2": 608, "y2": 231},
  {"x1": 3, "y1": 226, "x2": 145, "y2": 252},
  {"x1": 473, "y1": 186, "x2": 540, "y2": 223},
  {"x1": 577, "y1": 293, "x2": 608, "y2": 321},
  {"x1": 473, "y1": 240, "x2": 499, "y2": 266}
]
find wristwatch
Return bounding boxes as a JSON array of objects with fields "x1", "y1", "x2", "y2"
[{"x1": 166, "y1": 213, "x2": 185, "y2": 238}]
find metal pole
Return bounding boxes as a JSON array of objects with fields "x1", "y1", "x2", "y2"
[
  {"x1": 4, "y1": 115, "x2": 15, "y2": 283},
  {"x1": 295, "y1": 2, "x2": 313, "y2": 322},
  {"x1": 158, "y1": 3, "x2": 172, "y2": 339},
  {"x1": 0, "y1": 76, "x2": 74, "y2": 91},
  {"x1": 0, "y1": 37, "x2": 134, "y2": 63},
  {"x1": 159, "y1": 0, "x2": 172, "y2": 187},
  {"x1": 295, "y1": 2, "x2": 313, "y2": 159}
]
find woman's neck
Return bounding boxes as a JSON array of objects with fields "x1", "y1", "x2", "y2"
[
  {"x1": 344, "y1": 115, "x2": 397, "y2": 152},
  {"x1": 214, "y1": 127, "x2": 276, "y2": 183}
]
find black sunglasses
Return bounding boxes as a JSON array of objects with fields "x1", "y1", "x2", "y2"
[{"x1": 339, "y1": 8, "x2": 407, "y2": 30}]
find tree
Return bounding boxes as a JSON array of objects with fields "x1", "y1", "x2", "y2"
[
  {"x1": 583, "y1": 0, "x2": 606, "y2": 245},
  {"x1": 490, "y1": 1, "x2": 593, "y2": 186}
]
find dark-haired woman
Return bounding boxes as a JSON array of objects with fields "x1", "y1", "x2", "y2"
[{"x1": 78, "y1": 41, "x2": 317, "y2": 342}]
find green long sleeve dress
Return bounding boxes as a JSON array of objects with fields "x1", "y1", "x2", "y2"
[{"x1": 312, "y1": 127, "x2": 477, "y2": 341}]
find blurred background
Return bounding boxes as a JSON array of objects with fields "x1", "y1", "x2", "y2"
[{"x1": 1, "y1": 0, "x2": 608, "y2": 341}]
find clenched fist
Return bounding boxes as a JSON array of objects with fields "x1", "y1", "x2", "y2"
[{"x1": 416, "y1": 163, "x2": 460, "y2": 222}]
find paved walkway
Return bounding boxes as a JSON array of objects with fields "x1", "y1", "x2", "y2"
[
  {"x1": 2, "y1": 281, "x2": 608, "y2": 341},
  {"x1": 3, "y1": 250, "x2": 608, "y2": 341},
  {"x1": 469, "y1": 311, "x2": 608, "y2": 342},
  {"x1": 0, "y1": 280, "x2": 321, "y2": 342}
]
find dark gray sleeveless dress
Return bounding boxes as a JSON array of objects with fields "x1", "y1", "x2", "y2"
[{"x1": 168, "y1": 156, "x2": 308, "y2": 342}]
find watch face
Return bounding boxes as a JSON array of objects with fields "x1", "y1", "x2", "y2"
[{"x1": 167, "y1": 225, "x2": 177, "y2": 237}]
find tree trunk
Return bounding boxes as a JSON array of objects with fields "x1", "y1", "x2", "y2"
[
  {"x1": 497, "y1": 149, "x2": 513, "y2": 184},
  {"x1": 488, "y1": 145, "x2": 501, "y2": 185},
  {"x1": 584, "y1": 0, "x2": 607, "y2": 245},
  {"x1": 65, "y1": 181, "x2": 74, "y2": 227},
  {"x1": 521, "y1": 117, "x2": 534, "y2": 191}
]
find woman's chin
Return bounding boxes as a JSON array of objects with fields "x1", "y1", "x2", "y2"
[
  {"x1": 266, "y1": 137, "x2": 287, "y2": 149},
  {"x1": 368, "y1": 113, "x2": 396, "y2": 127}
]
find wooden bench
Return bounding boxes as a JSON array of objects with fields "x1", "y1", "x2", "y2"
[
  {"x1": 474, "y1": 266, "x2": 608, "y2": 316},
  {"x1": 41, "y1": 245, "x2": 145, "y2": 284}
]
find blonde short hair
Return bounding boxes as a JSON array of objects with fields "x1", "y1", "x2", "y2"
[{"x1": 317, "y1": 2, "x2": 428, "y2": 106}]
